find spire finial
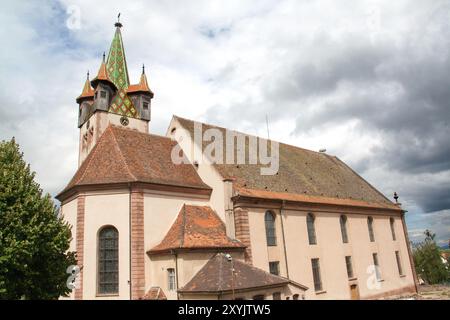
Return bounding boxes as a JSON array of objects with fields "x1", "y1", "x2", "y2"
[
  {"x1": 142, "y1": 63, "x2": 145, "y2": 75},
  {"x1": 102, "y1": 52, "x2": 106, "y2": 62},
  {"x1": 115, "y1": 13, "x2": 123, "y2": 28},
  {"x1": 87, "y1": 70, "x2": 90, "y2": 80}
]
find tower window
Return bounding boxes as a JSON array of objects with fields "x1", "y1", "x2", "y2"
[
  {"x1": 100, "y1": 90, "x2": 106, "y2": 98},
  {"x1": 98, "y1": 226, "x2": 119, "y2": 295},
  {"x1": 143, "y1": 102, "x2": 149, "y2": 110},
  {"x1": 94, "y1": 91, "x2": 98, "y2": 99},
  {"x1": 264, "y1": 211, "x2": 277, "y2": 246}
]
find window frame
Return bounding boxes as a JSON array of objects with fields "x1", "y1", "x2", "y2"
[
  {"x1": 311, "y1": 258, "x2": 323, "y2": 292},
  {"x1": 269, "y1": 261, "x2": 280, "y2": 276},
  {"x1": 390, "y1": 217, "x2": 397, "y2": 241},
  {"x1": 372, "y1": 253, "x2": 381, "y2": 281},
  {"x1": 307, "y1": 213, "x2": 317, "y2": 245},
  {"x1": 97, "y1": 225, "x2": 119, "y2": 296},
  {"x1": 264, "y1": 211, "x2": 277, "y2": 246},
  {"x1": 367, "y1": 216, "x2": 375, "y2": 242},
  {"x1": 345, "y1": 256, "x2": 354, "y2": 279},
  {"x1": 168, "y1": 268, "x2": 176, "y2": 291},
  {"x1": 395, "y1": 251, "x2": 404, "y2": 276},
  {"x1": 340, "y1": 215, "x2": 349, "y2": 243}
]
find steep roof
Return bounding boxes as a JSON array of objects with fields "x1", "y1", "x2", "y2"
[
  {"x1": 178, "y1": 253, "x2": 307, "y2": 294},
  {"x1": 76, "y1": 74, "x2": 94, "y2": 103},
  {"x1": 174, "y1": 116, "x2": 398, "y2": 210},
  {"x1": 140, "y1": 287, "x2": 167, "y2": 300},
  {"x1": 56, "y1": 126, "x2": 211, "y2": 200},
  {"x1": 127, "y1": 67, "x2": 154, "y2": 96},
  {"x1": 148, "y1": 205, "x2": 245, "y2": 254}
]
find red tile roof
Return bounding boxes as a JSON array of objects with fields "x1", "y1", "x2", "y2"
[
  {"x1": 140, "y1": 287, "x2": 167, "y2": 300},
  {"x1": 76, "y1": 78, "x2": 94, "y2": 103},
  {"x1": 56, "y1": 126, "x2": 211, "y2": 200},
  {"x1": 148, "y1": 205, "x2": 245, "y2": 254},
  {"x1": 235, "y1": 187, "x2": 400, "y2": 211},
  {"x1": 178, "y1": 253, "x2": 308, "y2": 294},
  {"x1": 174, "y1": 116, "x2": 399, "y2": 211},
  {"x1": 127, "y1": 73, "x2": 154, "y2": 96}
]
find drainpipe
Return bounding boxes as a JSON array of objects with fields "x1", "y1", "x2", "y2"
[
  {"x1": 280, "y1": 200, "x2": 290, "y2": 279},
  {"x1": 128, "y1": 183, "x2": 132, "y2": 300},
  {"x1": 174, "y1": 251, "x2": 180, "y2": 300}
]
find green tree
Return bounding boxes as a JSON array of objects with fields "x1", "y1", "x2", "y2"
[
  {"x1": 413, "y1": 230, "x2": 449, "y2": 284},
  {"x1": 0, "y1": 138, "x2": 76, "y2": 299}
]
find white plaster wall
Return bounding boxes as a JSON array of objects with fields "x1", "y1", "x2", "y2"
[
  {"x1": 83, "y1": 192, "x2": 131, "y2": 300},
  {"x1": 248, "y1": 208, "x2": 415, "y2": 300}
]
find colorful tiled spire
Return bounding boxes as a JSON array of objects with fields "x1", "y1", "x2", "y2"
[{"x1": 105, "y1": 22, "x2": 138, "y2": 118}]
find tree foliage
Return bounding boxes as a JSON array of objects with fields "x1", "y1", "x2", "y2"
[
  {"x1": 413, "y1": 230, "x2": 449, "y2": 285},
  {"x1": 0, "y1": 138, "x2": 76, "y2": 299}
]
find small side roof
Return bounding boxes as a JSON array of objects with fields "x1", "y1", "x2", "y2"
[
  {"x1": 148, "y1": 205, "x2": 245, "y2": 255},
  {"x1": 178, "y1": 253, "x2": 308, "y2": 294}
]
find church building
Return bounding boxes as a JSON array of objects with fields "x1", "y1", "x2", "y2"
[{"x1": 57, "y1": 21, "x2": 418, "y2": 300}]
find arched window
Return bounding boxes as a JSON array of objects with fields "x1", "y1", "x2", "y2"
[
  {"x1": 367, "y1": 217, "x2": 375, "y2": 242},
  {"x1": 265, "y1": 211, "x2": 277, "y2": 246},
  {"x1": 307, "y1": 213, "x2": 317, "y2": 245},
  {"x1": 98, "y1": 226, "x2": 119, "y2": 295},
  {"x1": 390, "y1": 217, "x2": 396, "y2": 241},
  {"x1": 340, "y1": 215, "x2": 349, "y2": 243}
]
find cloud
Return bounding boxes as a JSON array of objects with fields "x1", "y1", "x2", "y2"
[{"x1": 0, "y1": 0, "x2": 449, "y2": 244}]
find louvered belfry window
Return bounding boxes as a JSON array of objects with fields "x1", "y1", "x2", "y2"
[{"x1": 98, "y1": 226, "x2": 119, "y2": 295}]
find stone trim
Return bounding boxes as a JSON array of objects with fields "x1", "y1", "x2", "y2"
[
  {"x1": 75, "y1": 195, "x2": 85, "y2": 300},
  {"x1": 401, "y1": 213, "x2": 419, "y2": 293},
  {"x1": 130, "y1": 190, "x2": 145, "y2": 299},
  {"x1": 234, "y1": 207, "x2": 253, "y2": 264}
]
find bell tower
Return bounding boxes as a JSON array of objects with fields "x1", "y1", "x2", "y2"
[{"x1": 76, "y1": 19, "x2": 154, "y2": 166}]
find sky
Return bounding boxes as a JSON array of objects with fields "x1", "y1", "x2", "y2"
[{"x1": 0, "y1": 0, "x2": 449, "y2": 246}]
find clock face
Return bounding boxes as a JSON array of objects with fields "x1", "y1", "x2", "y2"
[{"x1": 120, "y1": 116, "x2": 129, "y2": 126}]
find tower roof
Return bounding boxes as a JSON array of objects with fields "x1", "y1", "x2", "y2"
[
  {"x1": 90, "y1": 53, "x2": 115, "y2": 89},
  {"x1": 106, "y1": 24, "x2": 130, "y2": 89},
  {"x1": 127, "y1": 65, "x2": 154, "y2": 97},
  {"x1": 76, "y1": 72, "x2": 94, "y2": 103}
]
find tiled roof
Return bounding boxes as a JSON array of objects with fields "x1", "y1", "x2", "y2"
[
  {"x1": 179, "y1": 253, "x2": 307, "y2": 293},
  {"x1": 57, "y1": 126, "x2": 211, "y2": 199},
  {"x1": 174, "y1": 116, "x2": 398, "y2": 210},
  {"x1": 140, "y1": 287, "x2": 167, "y2": 300},
  {"x1": 76, "y1": 77, "x2": 94, "y2": 103},
  {"x1": 127, "y1": 72, "x2": 154, "y2": 96},
  {"x1": 148, "y1": 205, "x2": 245, "y2": 254}
]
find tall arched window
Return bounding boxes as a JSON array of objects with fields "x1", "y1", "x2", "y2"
[
  {"x1": 340, "y1": 215, "x2": 349, "y2": 243},
  {"x1": 390, "y1": 217, "x2": 396, "y2": 241},
  {"x1": 265, "y1": 211, "x2": 277, "y2": 246},
  {"x1": 367, "y1": 217, "x2": 375, "y2": 242},
  {"x1": 98, "y1": 226, "x2": 119, "y2": 295},
  {"x1": 307, "y1": 213, "x2": 317, "y2": 245}
]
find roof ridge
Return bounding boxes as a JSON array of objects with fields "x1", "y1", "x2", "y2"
[
  {"x1": 173, "y1": 115, "x2": 328, "y2": 156},
  {"x1": 74, "y1": 126, "x2": 112, "y2": 186},
  {"x1": 109, "y1": 126, "x2": 137, "y2": 181}
]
